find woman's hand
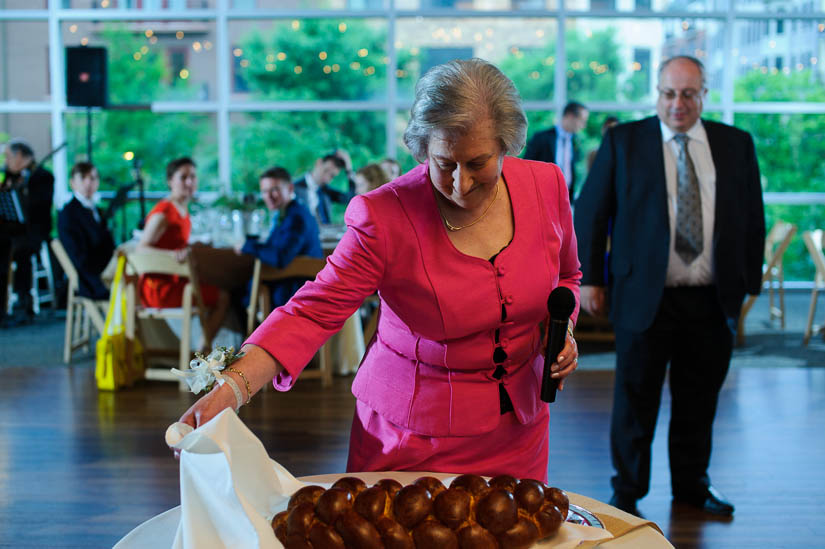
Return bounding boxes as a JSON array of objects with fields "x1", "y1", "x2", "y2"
[
  {"x1": 551, "y1": 327, "x2": 578, "y2": 391},
  {"x1": 170, "y1": 344, "x2": 282, "y2": 459},
  {"x1": 172, "y1": 382, "x2": 236, "y2": 459}
]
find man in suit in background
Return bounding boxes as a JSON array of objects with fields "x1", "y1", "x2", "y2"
[
  {"x1": 238, "y1": 166, "x2": 322, "y2": 309},
  {"x1": 293, "y1": 150, "x2": 356, "y2": 225},
  {"x1": 58, "y1": 162, "x2": 116, "y2": 301},
  {"x1": 0, "y1": 140, "x2": 54, "y2": 326},
  {"x1": 523, "y1": 100, "x2": 589, "y2": 203},
  {"x1": 574, "y1": 56, "x2": 765, "y2": 517}
]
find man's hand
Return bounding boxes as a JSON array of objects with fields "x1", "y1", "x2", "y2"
[
  {"x1": 335, "y1": 149, "x2": 353, "y2": 172},
  {"x1": 580, "y1": 285, "x2": 608, "y2": 318}
]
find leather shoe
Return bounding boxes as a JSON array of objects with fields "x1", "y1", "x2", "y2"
[
  {"x1": 609, "y1": 493, "x2": 643, "y2": 518},
  {"x1": 674, "y1": 485, "x2": 734, "y2": 517}
]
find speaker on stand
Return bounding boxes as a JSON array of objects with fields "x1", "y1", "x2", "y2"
[{"x1": 66, "y1": 46, "x2": 107, "y2": 163}]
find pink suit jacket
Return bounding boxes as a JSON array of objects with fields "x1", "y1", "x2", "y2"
[{"x1": 246, "y1": 156, "x2": 581, "y2": 437}]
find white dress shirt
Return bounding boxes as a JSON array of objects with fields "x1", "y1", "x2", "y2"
[
  {"x1": 555, "y1": 125, "x2": 573, "y2": 189},
  {"x1": 303, "y1": 171, "x2": 320, "y2": 220},
  {"x1": 73, "y1": 192, "x2": 101, "y2": 224},
  {"x1": 660, "y1": 119, "x2": 716, "y2": 286}
]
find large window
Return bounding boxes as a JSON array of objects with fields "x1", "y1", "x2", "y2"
[{"x1": 1, "y1": 1, "x2": 824, "y2": 279}]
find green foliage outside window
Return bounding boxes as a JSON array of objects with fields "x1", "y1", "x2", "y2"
[{"x1": 81, "y1": 21, "x2": 824, "y2": 279}]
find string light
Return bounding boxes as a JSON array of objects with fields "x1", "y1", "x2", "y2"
[
  {"x1": 240, "y1": 59, "x2": 249, "y2": 68},
  {"x1": 233, "y1": 48, "x2": 243, "y2": 57},
  {"x1": 277, "y1": 52, "x2": 286, "y2": 61},
  {"x1": 769, "y1": 40, "x2": 776, "y2": 48},
  {"x1": 140, "y1": 45, "x2": 148, "y2": 54},
  {"x1": 145, "y1": 29, "x2": 153, "y2": 38},
  {"x1": 80, "y1": 37, "x2": 89, "y2": 46},
  {"x1": 176, "y1": 31, "x2": 184, "y2": 39},
  {"x1": 180, "y1": 69, "x2": 190, "y2": 79},
  {"x1": 266, "y1": 64, "x2": 276, "y2": 72},
  {"x1": 319, "y1": 51, "x2": 327, "y2": 60},
  {"x1": 294, "y1": 65, "x2": 302, "y2": 74},
  {"x1": 291, "y1": 20, "x2": 300, "y2": 30},
  {"x1": 192, "y1": 42, "x2": 202, "y2": 52},
  {"x1": 339, "y1": 22, "x2": 347, "y2": 33},
  {"x1": 474, "y1": 32, "x2": 483, "y2": 42},
  {"x1": 323, "y1": 65, "x2": 332, "y2": 74},
  {"x1": 536, "y1": 29, "x2": 544, "y2": 37},
  {"x1": 133, "y1": 52, "x2": 142, "y2": 60},
  {"x1": 69, "y1": 24, "x2": 77, "y2": 33},
  {"x1": 357, "y1": 48, "x2": 368, "y2": 57},
  {"x1": 123, "y1": 151, "x2": 134, "y2": 161},
  {"x1": 149, "y1": 36, "x2": 158, "y2": 44},
  {"x1": 529, "y1": 71, "x2": 540, "y2": 79},
  {"x1": 101, "y1": 0, "x2": 109, "y2": 7},
  {"x1": 203, "y1": 41, "x2": 212, "y2": 50},
  {"x1": 266, "y1": 53, "x2": 275, "y2": 62},
  {"x1": 350, "y1": 61, "x2": 361, "y2": 70},
  {"x1": 332, "y1": 64, "x2": 340, "y2": 72}
]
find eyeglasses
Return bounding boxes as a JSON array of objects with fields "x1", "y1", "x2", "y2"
[{"x1": 657, "y1": 87, "x2": 705, "y2": 102}]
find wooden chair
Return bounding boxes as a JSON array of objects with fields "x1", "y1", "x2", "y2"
[
  {"x1": 246, "y1": 256, "x2": 332, "y2": 387},
  {"x1": 737, "y1": 221, "x2": 797, "y2": 346},
  {"x1": 802, "y1": 230, "x2": 825, "y2": 345},
  {"x1": 50, "y1": 239, "x2": 108, "y2": 364},
  {"x1": 123, "y1": 249, "x2": 209, "y2": 381}
]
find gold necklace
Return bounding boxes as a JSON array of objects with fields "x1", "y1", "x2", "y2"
[{"x1": 440, "y1": 181, "x2": 499, "y2": 232}]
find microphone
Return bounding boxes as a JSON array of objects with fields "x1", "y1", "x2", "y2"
[{"x1": 541, "y1": 286, "x2": 576, "y2": 403}]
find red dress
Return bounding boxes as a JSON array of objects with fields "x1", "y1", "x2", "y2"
[{"x1": 139, "y1": 200, "x2": 219, "y2": 308}]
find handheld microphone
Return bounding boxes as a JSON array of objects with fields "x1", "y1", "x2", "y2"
[{"x1": 541, "y1": 286, "x2": 576, "y2": 403}]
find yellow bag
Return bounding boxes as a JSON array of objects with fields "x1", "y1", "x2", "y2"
[{"x1": 96, "y1": 254, "x2": 144, "y2": 391}]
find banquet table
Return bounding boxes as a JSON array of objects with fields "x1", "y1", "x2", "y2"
[{"x1": 115, "y1": 471, "x2": 673, "y2": 548}]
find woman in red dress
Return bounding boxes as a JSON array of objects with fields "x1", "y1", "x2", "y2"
[{"x1": 137, "y1": 157, "x2": 229, "y2": 350}]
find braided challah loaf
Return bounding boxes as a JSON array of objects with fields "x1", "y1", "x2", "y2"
[{"x1": 271, "y1": 474, "x2": 569, "y2": 549}]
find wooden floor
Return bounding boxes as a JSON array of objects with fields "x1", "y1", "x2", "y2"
[{"x1": 0, "y1": 364, "x2": 823, "y2": 548}]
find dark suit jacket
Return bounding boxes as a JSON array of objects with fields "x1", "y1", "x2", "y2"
[
  {"x1": 1, "y1": 165, "x2": 54, "y2": 249},
  {"x1": 58, "y1": 197, "x2": 116, "y2": 299},
  {"x1": 574, "y1": 116, "x2": 765, "y2": 332},
  {"x1": 240, "y1": 199, "x2": 323, "y2": 308},
  {"x1": 523, "y1": 126, "x2": 580, "y2": 202},
  {"x1": 294, "y1": 174, "x2": 356, "y2": 224}
]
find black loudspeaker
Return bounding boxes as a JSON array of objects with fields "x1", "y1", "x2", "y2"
[{"x1": 66, "y1": 46, "x2": 107, "y2": 107}]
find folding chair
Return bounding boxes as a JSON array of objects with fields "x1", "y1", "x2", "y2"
[
  {"x1": 50, "y1": 238, "x2": 108, "y2": 364},
  {"x1": 123, "y1": 249, "x2": 209, "y2": 382},
  {"x1": 246, "y1": 256, "x2": 332, "y2": 387},
  {"x1": 802, "y1": 230, "x2": 825, "y2": 345},
  {"x1": 737, "y1": 221, "x2": 796, "y2": 346}
]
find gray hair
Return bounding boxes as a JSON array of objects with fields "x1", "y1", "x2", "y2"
[
  {"x1": 659, "y1": 55, "x2": 707, "y2": 88},
  {"x1": 403, "y1": 58, "x2": 527, "y2": 163}
]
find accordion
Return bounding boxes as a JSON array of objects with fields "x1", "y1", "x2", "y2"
[{"x1": 0, "y1": 179, "x2": 26, "y2": 230}]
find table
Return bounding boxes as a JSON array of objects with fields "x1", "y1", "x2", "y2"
[{"x1": 115, "y1": 472, "x2": 673, "y2": 548}]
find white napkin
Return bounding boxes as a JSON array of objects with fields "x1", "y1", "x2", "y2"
[{"x1": 169, "y1": 409, "x2": 304, "y2": 549}]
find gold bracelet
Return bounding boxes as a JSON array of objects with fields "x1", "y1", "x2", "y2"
[
  {"x1": 227, "y1": 367, "x2": 251, "y2": 404},
  {"x1": 567, "y1": 325, "x2": 574, "y2": 338}
]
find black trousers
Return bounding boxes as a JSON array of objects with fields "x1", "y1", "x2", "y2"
[
  {"x1": 610, "y1": 286, "x2": 734, "y2": 500},
  {"x1": 0, "y1": 235, "x2": 38, "y2": 317}
]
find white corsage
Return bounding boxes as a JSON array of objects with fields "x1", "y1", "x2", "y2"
[{"x1": 172, "y1": 346, "x2": 244, "y2": 395}]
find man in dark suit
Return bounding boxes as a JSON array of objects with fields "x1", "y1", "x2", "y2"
[
  {"x1": 293, "y1": 150, "x2": 356, "y2": 224},
  {"x1": 0, "y1": 140, "x2": 54, "y2": 325},
  {"x1": 237, "y1": 166, "x2": 323, "y2": 309},
  {"x1": 574, "y1": 56, "x2": 765, "y2": 517},
  {"x1": 523, "y1": 101, "x2": 589, "y2": 203},
  {"x1": 58, "y1": 162, "x2": 116, "y2": 300}
]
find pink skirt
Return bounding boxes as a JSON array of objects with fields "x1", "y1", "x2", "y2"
[{"x1": 346, "y1": 400, "x2": 550, "y2": 483}]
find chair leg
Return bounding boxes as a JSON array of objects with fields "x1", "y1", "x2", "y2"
[
  {"x1": 804, "y1": 286, "x2": 819, "y2": 345},
  {"x1": 737, "y1": 295, "x2": 757, "y2": 347},
  {"x1": 778, "y1": 266, "x2": 786, "y2": 329},
  {"x1": 180, "y1": 287, "x2": 193, "y2": 392},
  {"x1": 64, "y1": 294, "x2": 75, "y2": 364}
]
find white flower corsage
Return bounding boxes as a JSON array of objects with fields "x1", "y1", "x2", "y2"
[{"x1": 172, "y1": 346, "x2": 244, "y2": 395}]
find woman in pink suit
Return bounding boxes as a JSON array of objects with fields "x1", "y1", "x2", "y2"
[{"x1": 176, "y1": 59, "x2": 582, "y2": 482}]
